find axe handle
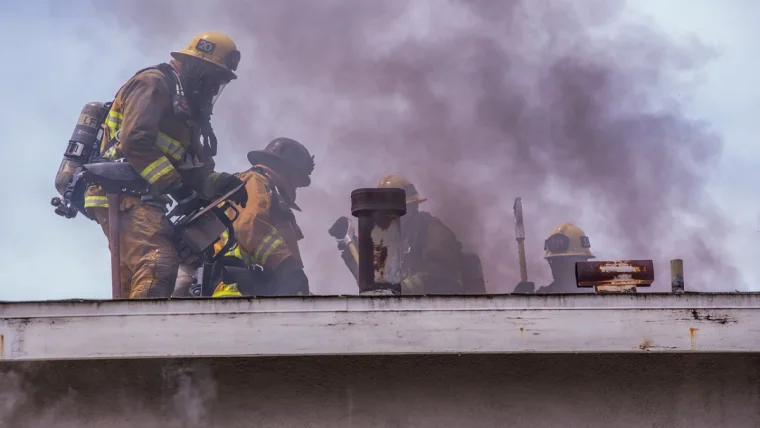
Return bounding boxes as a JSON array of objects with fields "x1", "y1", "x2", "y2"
[
  {"x1": 347, "y1": 241, "x2": 360, "y2": 266},
  {"x1": 340, "y1": 250, "x2": 360, "y2": 282},
  {"x1": 517, "y1": 238, "x2": 528, "y2": 282},
  {"x1": 107, "y1": 193, "x2": 122, "y2": 299},
  {"x1": 341, "y1": 241, "x2": 360, "y2": 282}
]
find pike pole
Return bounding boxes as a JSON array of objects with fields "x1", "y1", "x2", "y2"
[
  {"x1": 107, "y1": 193, "x2": 121, "y2": 299},
  {"x1": 513, "y1": 197, "x2": 528, "y2": 283}
]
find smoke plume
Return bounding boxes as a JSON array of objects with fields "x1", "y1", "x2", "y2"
[
  {"x1": 0, "y1": 362, "x2": 217, "y2": 428},
  {"x1": 98, "y1": 0, "x2": 736, "y2": 291}
]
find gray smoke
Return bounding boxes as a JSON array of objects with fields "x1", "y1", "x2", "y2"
[
  {"x1": 0, "y1": 362, "x2": 217, "y2": 428},
  {"x1": 97, "y1": 0, "x2": 736, "y2": 291}
]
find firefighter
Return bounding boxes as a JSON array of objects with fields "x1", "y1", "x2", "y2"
[
  {"x1": 210, "y1": 137, "x2": 315, "y2": 298},
  {"x1": 514, "y1": 223, "x2": 595, "y2": 293},
  {"x1": 332, "y1": 175, "x2": 485, "y2": 294},
  {"x1": 84, "y1": 32, "x2": 248, "y2": 298}
]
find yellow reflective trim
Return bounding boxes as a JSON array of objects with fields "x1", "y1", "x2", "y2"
[
  {"x1": 104, "y1": 110, "x2": 123, "y2": 143},
  {"x1": 259, "y1": 238, "x2": 283, "y2": 266},
  {"x1": 402, "y1": 275, "x2": 425, "y2": 295},
  {"x1": 102, "y1": 146, "x2": 117, "y2": 160},
  {"x1": 155, "y1": 132, "x2": 185, "y2": 161},
  {"x1": 254, "y1": 230, "x2": 278, "y2": 261},
  {"x1": 231, "y1": 245, "x2": 241, "y2": 258},
  {"x1": 254, "y1": 232, "x2": 274, "y2": 260},
  {"x1": 84, "y1": 195, "x2": 109, "y2": 208},
  {"x1": 215, "y1": 230, "x2": 254, "y2": 266},
  {"x1": 212, "y1": 283, "x2": 242, "y2": 298},
  {"x1": 227, "y1": 244, "x2": 254, "y2": 265},
  {"x1": 102, "y1": 109, "x2": 186, "y2": 163},
  {"x1": 151, "y1": 165, "x2": 176, "y2": 183},
  {"x1": 139, "y1": 156, "x2": 176, "y2": 184},
  {"x1": 106, "y1": 113, "x2": 122, "y2": 127}
]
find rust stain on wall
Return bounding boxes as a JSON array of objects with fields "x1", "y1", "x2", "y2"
[
  {"x1": 373, "y1": 242, "x2": 388, "y2": 275},
  {"x1": 690, "y1": 328, "x2": 699, "y2": 350},
  {"x1": 0, "y1": 334, "x2": 4, "y2": 359}
]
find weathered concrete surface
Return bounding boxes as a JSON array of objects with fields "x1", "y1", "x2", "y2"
[
  {"x1": 3, "y1": 294, "x2": 760, "y2": 360},
  {"x1": 2, "y1": 353, "x2": 760, "y2": 427}
]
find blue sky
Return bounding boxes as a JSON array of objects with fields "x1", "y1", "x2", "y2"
[{"x1": 0, "y1": 0, "x2": 758, "y2": 300}]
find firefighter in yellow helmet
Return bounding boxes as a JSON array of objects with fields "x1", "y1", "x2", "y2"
[
  {"x1": 206, "y1": 137, "x2": 315, "y2": 298},
  {"x1": 515, "y1": 223, "x2": 596, "y2": 294},
  {"x1": 330, "y1": 175, "x2": 486, "y2": 294},
  {"x1": 85, "y1": 32, "x2": 247, "y2": 298}
]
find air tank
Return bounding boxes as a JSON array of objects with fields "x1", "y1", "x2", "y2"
[{"x1": 54, "y1": 102, "x2": 108, "y2": 196}]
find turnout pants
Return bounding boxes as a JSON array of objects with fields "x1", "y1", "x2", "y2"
[{"x1": 88, "y1": 195, "x2": 178, "y2": 298}]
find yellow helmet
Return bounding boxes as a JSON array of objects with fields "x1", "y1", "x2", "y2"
[
  {"x1": 171, "y1": 31, "x2": 240, "y2": 80},
  {"x1": 544, "y1": 223, "x2": 595, "y2": 259},
  {"x1": 377, "y1": 175, "x2": 427, "y2": 205}
]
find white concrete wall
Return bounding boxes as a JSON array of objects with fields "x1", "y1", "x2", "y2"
[
  {"x1": 2, "y1": 294, "x2": 760, "y2": 426},
  {"x1": 1, "y1": 353, "x2": 759, "y2": 427},
  {"x1": 2, "y1": 294, "x2": 760, "y2": 360}
]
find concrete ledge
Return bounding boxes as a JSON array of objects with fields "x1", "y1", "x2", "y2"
[
  {"x1": 1, "y1": 293, "x2": 759, "y2": 361},
  {"x1": 3, "y1": 354, "x2": 760, "y2": 427}
]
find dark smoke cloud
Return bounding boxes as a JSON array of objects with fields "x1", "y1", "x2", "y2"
[{"x1": 98, "y1": 0, "x2": 737, "y2": 292}]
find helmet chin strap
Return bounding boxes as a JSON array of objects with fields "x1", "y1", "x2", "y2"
[
  {"x1": 179, "y1": 62, "x2": 219, "y2": 158},
  {"x1": 200, "y1": 120, "x2": 218, "y2": 157}
]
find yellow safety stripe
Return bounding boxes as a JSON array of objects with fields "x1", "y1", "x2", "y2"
[
  {"x1": 84, "y1": 195, "x2": 109, "y2": 209},
  {"x1": 254, "y1": 230, "x2": 284, "y2": 266},
  {"x1": 212, "y1": 283, "x2": 242, "y2": 298},
  {"x1": 104, "y1": 110, "x2": 123, "y2": 140},
  {"x1": 402, "y1": 275, "x2": 425, "y2": 294},
  {"x1": 102, "y1": 146, "x2": 118, "y2": 161},
  {"x1": 103, "y1": 108, "x2": 185, "y2": 162},
  {"x1": 216, "y1": 230, "x2": 254, "y2": 265},
  {"x1": 102, "y1": 109, "x2": 124, "y2": 159},
  {"x1": 220, "y1": 231, "x2": 236, "y2": 257},
  {"x1": 140, "y1": 156, "x2": 176, "y2": 184},
  {"x1": 155, "y1": 132, "x2": 185, "y2": 161}
]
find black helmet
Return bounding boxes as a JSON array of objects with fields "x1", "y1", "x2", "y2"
[{"x1": 247, "y1": 137, "x2": 315, "y2": 186}]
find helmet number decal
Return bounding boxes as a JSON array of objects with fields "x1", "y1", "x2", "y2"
[
  {"x1": 195, "y1": 39, "x2": 216, "y2": 55},
  {"x1": 545, "y1": 234, "x2": 570, "y2": 253}
]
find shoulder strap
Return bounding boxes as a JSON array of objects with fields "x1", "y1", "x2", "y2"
[
  {"x1": 112, "y1": 63, "x2": 177, "y2": 99},
  {"x1": 140, "y1": 64, "x2": 218, "y2": 159},
  {"x1": 153, "y1": 63, "x2": 181, "y2": 98},
  {"x1": 100, "y1": 64, "x2": 178, "y2": 158},
  {"x1": 252, "y1": 166, "x2": 298, "y2": 219}
]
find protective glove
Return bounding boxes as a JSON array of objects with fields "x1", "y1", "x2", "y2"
[
  {"x1": 273, "y1": 257, "x2": 309, "y2": 296},
  {"x1": 328, "y1": 216, "x2": 357, "y2": 249},
  {"x1": 513, "y1": 281, "x2": 536, "y2": 294},
  {"x1": 166, "y1": 183, "x2": 204, "y2": 218},
  {"x1": 328, "y1": 216, "x2": 349, "y2": 240},
  {"x1": 214, "y1": 173, "x2": 248, "y2": 208}
]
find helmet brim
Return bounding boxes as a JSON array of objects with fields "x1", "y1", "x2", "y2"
[
  {"x1": 247, "y1": 150, "x2": 311, "y2": 187},
  {"x1": 406, "y1": 194, "x2": 427, "y2": 205},
  {"x1": 170, "y1": 51, "x2": 238, "y2": 80},
  {"x1": 544, "y1": 251, "x2": 596, "y2": 259}
]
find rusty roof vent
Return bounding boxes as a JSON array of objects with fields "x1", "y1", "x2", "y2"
[
  {"x1": 351, "y1": 188, "x2": 406, "y2": 295},
  {"x1": 575, "y1": 260, "x2": 654, "y2": 293}
]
